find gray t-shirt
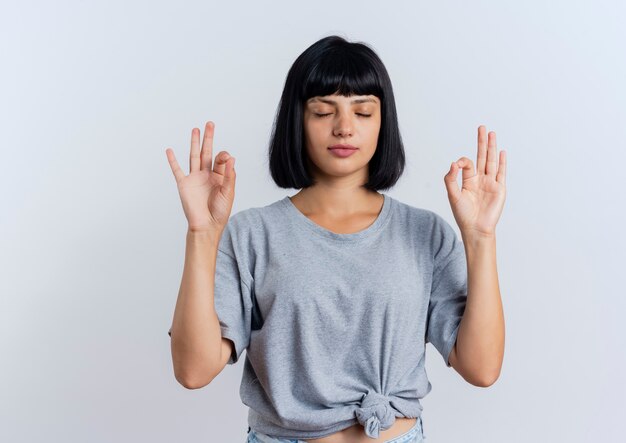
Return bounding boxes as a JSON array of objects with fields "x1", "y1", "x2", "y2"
[{"x1": 172, "y1": 192, "x2": 467, "y2": 440}]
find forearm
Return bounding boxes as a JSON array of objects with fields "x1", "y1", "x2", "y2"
[
  {"x1": 454, "y1": 232, "x2": 505, "y2": 386},
  {"x1": 170, "y1": 229, "x2": 224, "y2": 387}
]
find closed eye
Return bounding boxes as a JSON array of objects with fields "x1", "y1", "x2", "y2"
[{"x1": 314, "y1": 113, "x2": 372, "y2": 118}]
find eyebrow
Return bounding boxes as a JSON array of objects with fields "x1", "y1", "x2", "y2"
[{"x1": 308, "y1": 97, "x2": 378, "y2": 105}]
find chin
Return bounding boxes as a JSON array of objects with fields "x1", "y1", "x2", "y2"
[{"x1": 322, "y1": 163, "x2": 368, "y2": 176}]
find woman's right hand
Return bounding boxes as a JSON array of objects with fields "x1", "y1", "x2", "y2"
[{"x1": 166, "y1": 121, "x2": 236, "y2": 233}]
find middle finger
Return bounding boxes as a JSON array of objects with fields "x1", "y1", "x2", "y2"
[
  {"x1": 200, "y1": 121, "x2": 215, "y2": 171},
  {"x1": 476, "y1": 125, "x2": 487, "y2": 175},
  {"x1": 486, "y1": 131, "x2": 497, "y2": 176}
]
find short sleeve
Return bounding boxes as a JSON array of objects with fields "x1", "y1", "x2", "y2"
[
  {"x1": 426, "y1": 216, "x2": 467, "y2": 368},
  {"x1": 214, "y1": 222, "x2": 255, "y2": 365}
]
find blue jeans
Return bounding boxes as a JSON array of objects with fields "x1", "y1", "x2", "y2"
[{"x1": 246, "y1": 416, "x2": 425, "y2": 443}]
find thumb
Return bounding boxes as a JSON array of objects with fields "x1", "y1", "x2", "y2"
[
  {"x1": 444, "y1": 161, "x2": 462, "y2": 203},
  {"x1": 220, "y1": 156, "x2": 236, "y2": 196}
]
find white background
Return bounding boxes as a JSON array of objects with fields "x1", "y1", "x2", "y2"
[{"x1": 2, "y1": 0, "x2": 624, "y2": 441}]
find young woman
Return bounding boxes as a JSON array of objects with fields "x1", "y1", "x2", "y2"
[{"x1": 166, "y1": 35, "x2": 506, "y2": 443}]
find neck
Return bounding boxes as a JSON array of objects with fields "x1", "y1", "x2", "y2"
[{"x1": 291, "y1": 185, "x2": 382, "y2": 217}]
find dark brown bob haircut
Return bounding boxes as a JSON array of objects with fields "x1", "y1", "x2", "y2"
[{"x1": 267, "y1": 35, "x2": 406, "y2": 191}]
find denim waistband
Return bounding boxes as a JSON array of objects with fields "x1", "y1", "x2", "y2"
[{"x1": 247, "y1": 416, "x2": 425, "y2": 443}]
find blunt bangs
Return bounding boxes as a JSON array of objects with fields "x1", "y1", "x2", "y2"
[{"x1": 301, "y1": 48, "x2": 384, "y2": 101}]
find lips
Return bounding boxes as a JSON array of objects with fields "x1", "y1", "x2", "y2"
[
  {"x1": 328, "y1": 144, "x2": 358, "y2": 150},
  {"x1": 328, "y1": 146, "x2": 358, "y2": 158}
]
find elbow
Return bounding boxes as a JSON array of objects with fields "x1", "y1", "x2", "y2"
[
  {"x1": 471, "y1": 369, "x2": 501, "y2": 388},
  {"x1": 180, "y1": 380, "x2": 205, "y2": 390},
  {"x1": 176, "y1": 372, "x2": 215, "y2": 390},
  {"x1": 173, "y1": 359, "x2": 219, "y2": 389},
  {"x1": 170, "y1": 331, "x2": 225, "y2": 389},
  {"x1": 171, "y1": 346, "x2": 221, "y2": 390},
  {"x1": 174, "y1": 370, "x2": 199, "y2": 389},
  {"x1": 454, "y1": 345, "x2": 503, "y2": 387},
  {"x1": 177, "y1": 374, "x2": 199, "y2": 390}
]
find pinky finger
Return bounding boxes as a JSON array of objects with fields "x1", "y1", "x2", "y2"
[
  {"x1": 166, "y1": 148, "x2": 186, "y2": 183},
  {"x1": 496, "y1": 150, "x2": 506, "y2": 186}
]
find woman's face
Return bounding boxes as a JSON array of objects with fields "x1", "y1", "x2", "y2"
[{"x1": 303, "y1": 93, "x2": 381, "y2": 183}]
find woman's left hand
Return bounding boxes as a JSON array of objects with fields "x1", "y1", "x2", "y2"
[{"x1": 444, "y1": 125, "x2": 507, "y2": 238}]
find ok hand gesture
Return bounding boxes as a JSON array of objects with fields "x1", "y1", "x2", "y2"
[
  {"x1": 444, "y1": 125, "x2": 507, "y2": 238},
  {"x1": 166, "y1": 121, "x2": 236, "y2": 233}
]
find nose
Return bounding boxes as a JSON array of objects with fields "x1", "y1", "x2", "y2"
[{"x1": 333, "y1": 113, "x2": 353, "y2": 138}]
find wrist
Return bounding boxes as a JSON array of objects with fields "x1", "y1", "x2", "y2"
[
  {"x1": 461, "y1": 229, "x2": 496, "y2": 248},
  {"x1": 186, "y1": 227, "x2": 222, "y2": 244}
]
